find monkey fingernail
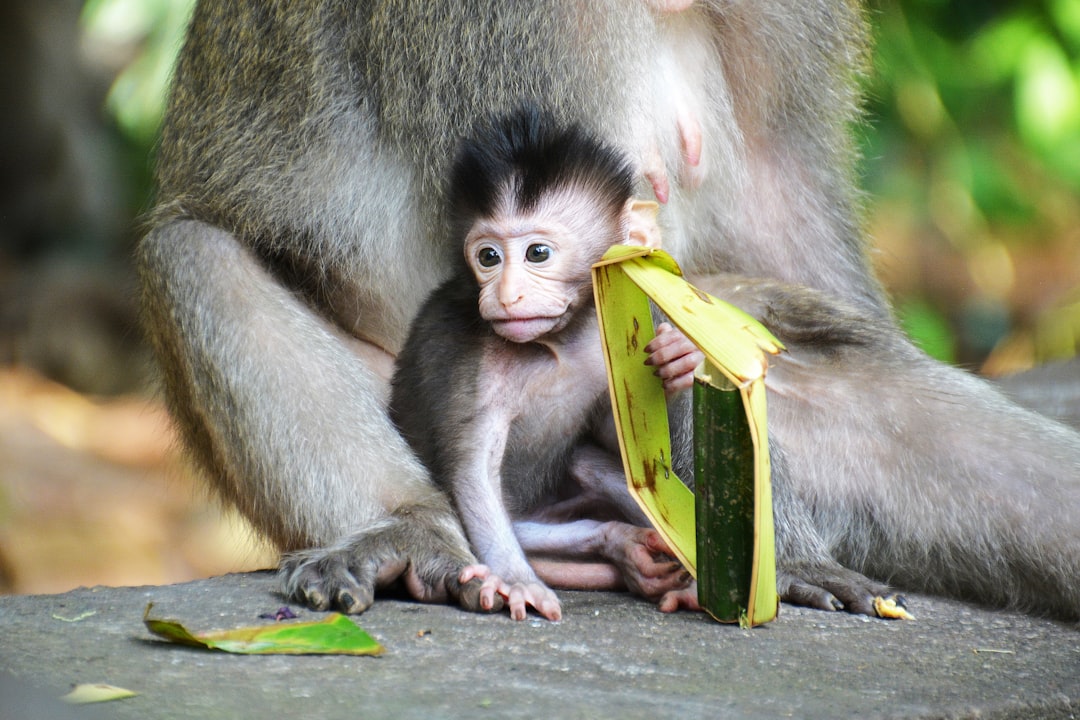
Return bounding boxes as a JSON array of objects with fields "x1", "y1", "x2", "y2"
[
  {"x1": 304, "y1": 588, "x2": 329, "y2": 611},
  {"x1": 337, "y1": 592, "x2": 359, "y2": 613}
]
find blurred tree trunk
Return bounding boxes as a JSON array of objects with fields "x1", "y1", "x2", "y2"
[{"x1": 0, "y1": 0, "x2": 151, "y2": 395}]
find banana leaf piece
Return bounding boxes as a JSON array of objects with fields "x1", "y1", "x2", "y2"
[
  {"x1": 593, "y1": 249, "x2": 696, "y2": 571},
  {"x1": 592, "y1": 246, "x2": 779, "y2": 626}
]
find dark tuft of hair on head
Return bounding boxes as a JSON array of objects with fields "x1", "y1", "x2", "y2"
[{"x1": 447, "y1": 105, "x2": 635, "y2": 242}]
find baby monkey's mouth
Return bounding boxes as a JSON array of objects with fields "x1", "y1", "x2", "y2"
[{"x1": 491, "y1": 313, "x2": 570, "y2": 343}]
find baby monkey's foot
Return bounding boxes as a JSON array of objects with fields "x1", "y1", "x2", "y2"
[
  {"x1": 460, "y1": 565, "x2": 563, "y2": 621},
  {"x1": 600, "y1": 523, "x2": 692, "y2": 600}
]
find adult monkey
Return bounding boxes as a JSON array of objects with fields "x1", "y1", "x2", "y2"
[{"x1": 139, "y1": 0, "x2": 1080, "y2": 619}]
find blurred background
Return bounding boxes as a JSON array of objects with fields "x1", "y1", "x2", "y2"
[{"x1": 1, "y1": 0, "x2": 1078, "y2": 595}]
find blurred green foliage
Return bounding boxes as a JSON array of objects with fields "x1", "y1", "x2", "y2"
[
  {"x1": 79, "y1": 0, "x2": 1079, "y2": 369},
  {"x1": 80, "y1": 0, "x2": 195, "y2": 146},
  {"x1": 864, "y1": 0, "x2": 1080, "y2": 367},
  {"x1": 865, "y1": 0, "x2": 1080, "y2": 226}
]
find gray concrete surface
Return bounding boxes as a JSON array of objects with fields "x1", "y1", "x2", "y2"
[{"x1": 1, "y1": 571, "x2": 1077, "y2": 719}]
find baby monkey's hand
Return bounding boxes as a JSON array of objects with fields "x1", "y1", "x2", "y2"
[{"x1": 644, "y1": 322, "x2": 704, "y2": 395}]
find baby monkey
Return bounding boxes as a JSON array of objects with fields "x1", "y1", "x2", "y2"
[{"x1": 390, "y1": 108, "x2": 701, "y2": 621}]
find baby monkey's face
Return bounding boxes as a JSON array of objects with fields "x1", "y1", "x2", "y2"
[{"x1": 463, "y1": 189, "x2": 631, "y2": 344}]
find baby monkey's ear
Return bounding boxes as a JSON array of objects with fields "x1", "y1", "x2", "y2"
[{"x1": 624, "y1": 199, "x2": 662, "y2": 249}]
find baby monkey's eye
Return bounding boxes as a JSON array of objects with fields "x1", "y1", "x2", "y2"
[
  {"x1": 477, "y1": 247, "x2": 502, "y2": 267},
  {"x1": 525, "y1": 244, "x2": 552, "y2": 263}
]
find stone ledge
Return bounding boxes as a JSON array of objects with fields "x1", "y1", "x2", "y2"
[{"x1": 1, "y1": 571, "x2": 1077, "y2": 719}]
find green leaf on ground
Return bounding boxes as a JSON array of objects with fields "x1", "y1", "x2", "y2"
[
  {"x1": 143, "y1": 604, "x2": 385, "y2": 655},
  {"x1": 62, "y1": 683, "x2": 138, "y2": 704}
]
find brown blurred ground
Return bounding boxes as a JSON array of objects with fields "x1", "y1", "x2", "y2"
[{"x1": 0, "y1": 366, "x2": 276, "y2": 595}]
